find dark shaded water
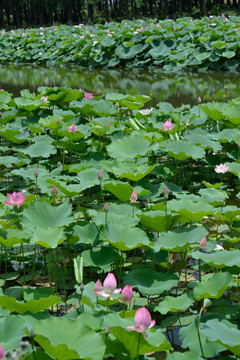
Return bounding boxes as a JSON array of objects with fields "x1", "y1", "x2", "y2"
[{"x1": 1, "y1": 65, "x2": 240, "y2": 107}]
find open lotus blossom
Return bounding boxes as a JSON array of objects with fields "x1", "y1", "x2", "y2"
[
  {"x1": 163, "y1": 120, "x2": 173, "y2": 131},
  {"x1": 83, "y1": 92, "x2": 93, "y2": 99},
  {"x1": 120, "y1": 285, "x2": 133, "y2": 305},
  {"x1": 126, "y1": 307, "x2": 155, "y2": 338},
  {"x1": 214, "y1": 163, "x2": 229, "y2": 174},
  {"x1": 5, "y1": 191, "x2": 27, "y2": 207},
  {"x1": 93, "y1": 279, "x2": 102, "y2": 295},
  {"x1": 130, "y1": 190, "x2": 138, "y2": 203},
  {"x1": 99, "y1": 273, "x2": 121, "y2": 300},
  {"x1": 0, "y1": 345, "x2": 4, "y2": 360},
  {"x1": 200, "y1": 236, "x2": 207, "y2": 249},
  {"x1": 215, "y1": 244, "x2": 224, "y2": 251},
  {"x1": 68, "y1": 124, "x2": 78, "y2": 134}
]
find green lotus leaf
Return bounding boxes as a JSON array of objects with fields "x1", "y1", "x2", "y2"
[
  {"x1": 200, "y1": 102, "x2": 226, "y2": 121},
  {"x1": 12, "y1": 166, "x2": 49, "y2": 181},
  {"x1": 198, "y1": 187, "x2": 226, "y2": 206},
  {"x1": 222, "y1": 104, "x2": 240, "y2": 124},
  {"x1": 0, "y1": 92, "x2": 12, "y2": 104},
  {"x1": 0, "y1": 229, "x2": 28, "y2": 247},
  {"x1": 191, "y1": 249, "x2": 240, "y2": 269},
  {"x1": 193, "y1": 272, "x2": 233, "y2": 300},
  {"x1": 92, "y1": 100, "x2": 116, "y2": 116},
  {"x1": 46, "y1": 179, "x2": 81, "y2": 197},
  {"x1": 149, "y1": 42, "x2": 170, "y2": 58},
  {"x1": 73, "y1": 223, "x2": 99, "y2": 245},
  {"x1": 123, "y1": 268, "x2": 178, "y2": 295},
  {"x1": 107, "y1": 134, "x2": 156, "y2": 160},
  {"x1": 167, "y1": 199, "x2": 216, "y2": 222},
  {"x1": 155, "y1": 294, "x2": 194, "y2": 314},
  {"x1": 0, "y1": 315, "x2": 26, "y2": 350},
  {"x1": 180, "y1": 321, "x2": 226, "y2": 358},
  {"x1": 223, "y1": 50, "x2": 236, "y2": 58},
  {"x1": 138, "y1": 210, "x2": 173, "y2": 233},
  {"x1": 104, "y1": 181, "x2": 133, "y2": 202},
  {"x1": 151, "y1": 225, "x2": 208, "y2": 252},
  {"x1": 160, "y1": 140, "x2": 205, "y2": 160},
  {"x1": 100, "y1": 221, "x2": 149, "y2": 251},
  {"x1": 186, "y1": 129, "x2": 222, "y2": 152},
  {"x1": 14, "y1": 97, "x2": 42, "y2": 111},
  {"x1": 0, "y1": 128, "x2": 27, "y2": 144},
  {"x1": 1, "y1": 108, "x2": 18, "y2": 125},
  {"x1": 34, "y1": 317, "x2": 105, "y2": 360},
  {"x1": 225, "y1": 162, "x2": 240, "y2": 176},
  {"x1": 103, "y1": 159, "x2": 156, "y2": 181},
  {"x1": 166, "y1": 352, "x2": 202, "y2": 360},
  {"x1": 81, "y1": 247, "x2": 117, "y2": 268},
  {"x1": 22, "y1": 201, "x2": 73, "y2": 230},
  {"x1": 30, "y1": 227, "x2": 66, "y2": 249},
  {"x1": 53, "y1": 109, "x2": 75, "y2": 121},
  {"x1": 0, "y1": 295, "x2": 61, "y2": 314},
  {"x1": 24, "y1": 350, "x2": 53, "y2": 360},
  {"x1": 21, "y1": 135, "x2": 56, "y2": 158},
  {"x1": 116, "y1": 44, "x2": 144, "y2": 59},
  {"x1": 199, "y1": 319, "x2": 240, "y2": 356},
  {"x1": 111, "y1": 326, "x2": 171, "y2": 359},
  {"x1": 87, "y1": 203, "x2": 140, "y2": 226},
  {"x1": 211, "y1": 128, "x2": 240, "y2": 143},
  {"x1": 100, "y1": 37, "x2": 115, "y2": 47}
]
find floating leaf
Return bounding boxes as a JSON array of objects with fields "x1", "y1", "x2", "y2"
[
  {"x1": 155, "y1": 294, "x2": 194, "y2": 314},
  {"x1": 193, "y1": 272, "x2": 233, "y2": 300}
]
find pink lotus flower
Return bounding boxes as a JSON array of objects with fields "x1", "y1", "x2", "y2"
[
  {"x1": 51, "y1": 185, "x2": 58, "y2": 197},
  {"x1": 126, "y1": 307, "x2": 155, "y2": 338},
  {"x1": 0, "y1": 345, "x2": 4, "y2": 359},
  {"x1": 163, "y1": 120, "x2": 173, "y2": 131},
  {"x1": 130, "y1": 190, "x2": 138, "y2": 203},
  {"x1": 103, "y1": 202, "x2": 109, "y2": 213},
  {"x1": 98, "y1": 170, "x2": 103, "y2": 181},
  {"x1": 120, "y1": 285, "x2": 133, "y2": 305},
  {"x1": 164, "y1": 186, "x2": 170, "y2": 199},
  {"x1": 5, "y1": 192, "x2": 27, "y2": 207},
  {"x1": 214, "y1": 163, "x2": 229, "y2": 174},
  {"x1": 93, "y1": 279, "x2": 102, "y2": 295},
  {"x1": 83, "y1": 92, "x2": 93, "y2": 99},
  {"x1": 99, "y1": 273, "x2": 121, "y2": 300},
  {"x1": 68, "y1": 124, "x2": 78, "y2": 134},
  {"x1": 200, "y1": 236, "x2": 207, "y2": 249}
]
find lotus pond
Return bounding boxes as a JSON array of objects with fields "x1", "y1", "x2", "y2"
[
  {"x1": 1, "y1": 65, "x2": 240, "y2": 107},
  {"x1": 0, "y1": 86, "x2": 240, "y2": 360}
]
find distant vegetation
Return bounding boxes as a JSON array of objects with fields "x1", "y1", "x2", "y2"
[
  {"x1": 0, "y1": 0, "x2": 240, "y2": 29},
  {"x1": 0, "y1": 17, "x2": 240, "y2": 71}
]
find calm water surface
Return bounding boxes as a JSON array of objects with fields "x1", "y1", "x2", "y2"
[{"x1": 1, "y1": 65, "x2": 240, "y2": 107}]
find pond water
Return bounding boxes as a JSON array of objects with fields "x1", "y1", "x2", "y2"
[{"x1": 1, "y1": 65, "x2": 240, "y2": 107}]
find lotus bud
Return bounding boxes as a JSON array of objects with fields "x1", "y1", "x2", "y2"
[
  {"x1": 51, "y1": 185, "x2": 58, "y2": 197},
  {"x1": 152, "y1": 132, "x2": 155, "y2": 139},
  {"x1": 121, "y1": 285, "x2": 133, "y2": 305},
  {"x1": 0, "y1": 345, "x2": 3, "y2": 360},
  {"x1": 34, "y1": 168, "x2": 39, "y2": 178},
  {"x1": 93, "y1": 279, "x2": 102, "y2": 295},
  {"x1": 203, "y1": 298, "x2": 212, "y2": 309},
  {"x1": 98, "y1": 170, "x2": 103, "y2": 181},
  {"x1": 104, "y1": 325, "x2": 110, "y2": 336},
  {"x1": 197, "y1": 96, "x2": 202, "y2": 104},
  {"x1": 116, "y1": 101, "x2": 119, "y2": 108},
  {"x1": 56, "y1": 118, "x2": 60, "y2": 124},
  {"x1": 103, "y1": 202, "x2": 109, "y2": 213},
  {"x1": 164, "y1": 186, "x2": 170, "y2": 199},
  {"x1": 29, "y1": 329, "x2": 35, "y2": 339},
  {"x1": 200, "y1": 236, "x2": 207, "y2": 249},
  {"x1": 80, "y1": 282, "x2": 84, "y2": 292},
  {"x1": 130, "y1": 190, "x2": 138, "y2": 203}
]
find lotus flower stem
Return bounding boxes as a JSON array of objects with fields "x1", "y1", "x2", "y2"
[
  {"x1": 198, "y1": 260, "x2": 202, "y2": 282},
  {"x1": 197, "y1": 306, "x2": 206, "y2": 359},
  {"x1": 238, "y1": 274, "x2": 240, "y2": 312},
  {"x1": 136, "y1": 332, "x2": 141, "y2": 360},
  {"x1": 21, "y1": 243, "x2": 26, "y2": 285},
  {"x1": 31, "y1": 245, "x2": 37, "y2": 285},
  {"x1": 107, "y1": 297, "x2": 110, "y2": 313}
]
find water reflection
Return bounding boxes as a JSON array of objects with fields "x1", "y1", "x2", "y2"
[{"x1": 0, "y1": 65, "x2": 240, "y2": 107}]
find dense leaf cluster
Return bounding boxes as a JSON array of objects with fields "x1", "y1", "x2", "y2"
[
  {"x1": 0, "y1": 87, "x2": 240, "y2": 359},
  {"x1": 1, "y1": 16, "x2": 240, "y2": 70}
]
